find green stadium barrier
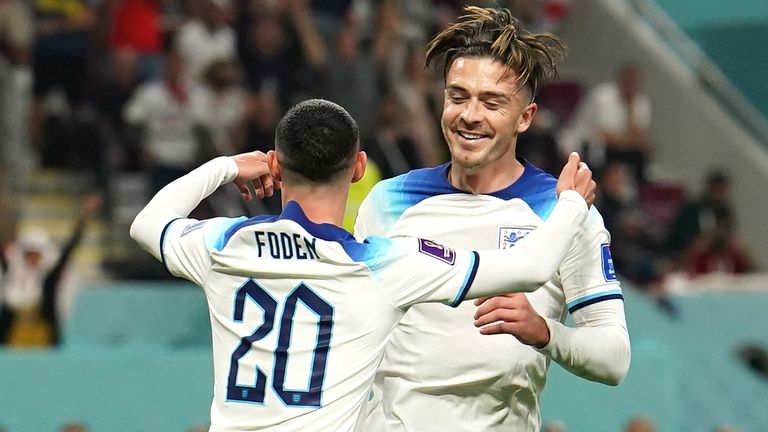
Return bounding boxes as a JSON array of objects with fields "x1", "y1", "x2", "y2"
[{"x1": 1, "y1": 283, "x2": 766, "y2": 431}]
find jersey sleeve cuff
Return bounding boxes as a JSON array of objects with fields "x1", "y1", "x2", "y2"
[{"x1": 450, "y1": 251, "x2": 480, "y2": 307}]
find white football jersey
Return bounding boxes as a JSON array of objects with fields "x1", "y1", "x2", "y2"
[
  {"x1": 160, "y1": 201, "x2": 481, "y2": 431},
  {"x1": 354, "y1": 161, "x2": 624, "y2": 432}
]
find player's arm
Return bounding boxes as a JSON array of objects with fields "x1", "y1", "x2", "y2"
[
  {"x1": 130, "y1": 152, "x2": 274, "y2": 281},
  {"x1": 474, "y1": 210, "x2": 630, "y2": 386},
  {"x1": 537, "y1": 212, "x2": 630, "y2": 386}
]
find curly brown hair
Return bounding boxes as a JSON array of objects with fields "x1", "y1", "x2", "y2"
[{"x1": 426, "y1": 6, "x2": 566, "y2": 101}]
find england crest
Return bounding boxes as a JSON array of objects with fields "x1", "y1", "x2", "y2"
[{"x1": 499, "y1": 227, "x2": 534, "y2": 249}]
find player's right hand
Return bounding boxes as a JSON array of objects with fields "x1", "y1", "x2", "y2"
[
  {"x1": 556, "y1": 152, "x2": 596, "y2": 207},
  {"x1": 231, "y1": 151, "x2": 280, "y2": 201}
]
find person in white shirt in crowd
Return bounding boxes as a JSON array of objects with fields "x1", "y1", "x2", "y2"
[
  {"x1": 124, "y1": 50, "x2": 199, "y2": 196},
  {"x1": 561, "y1": 63, "x2": 652, "y2": 184},
  {"x1": 175, "y1": 0, "x2": 236, "y2": 87}
]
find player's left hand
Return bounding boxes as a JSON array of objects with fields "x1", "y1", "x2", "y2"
[
  {"x1": 231, "y1": 151, "x2": 280, "y2": 201},
  {"x1": 473, "y1": 294, "x2": 550, "y2": 348}
]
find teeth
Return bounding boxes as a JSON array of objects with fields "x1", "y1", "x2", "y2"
[{"x1": 459, "y1": 132, "x2": 484, "y2": 140}]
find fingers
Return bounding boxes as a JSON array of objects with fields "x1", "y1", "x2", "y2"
[
  {"x1": 477, "y1": 322, "x2": 516, "y2": 336},
  {"x1": 473, "y1": 297, "x2": 490, "y2": 307},
  {"x1": 252, "y1": 177, "x2": 266, "y2": 199},
  {"x1": 558, "y1": 152, "x2": 580, "y2": 182},
  {"x1": 474, "y1": 308, "x2": 520, "y2": 328},
  {"x1": 574, "y1": 161, "x2": 596, "y2": 206},
  {"x1": 233, "y1": 179, "x2": 252, "y2": 201},
  {"x1": 473, "y1": 294, "x2": 523, "y2": 320},
  {"x1": 260, "y1": 173, "x2": 274, "y2": 197}
]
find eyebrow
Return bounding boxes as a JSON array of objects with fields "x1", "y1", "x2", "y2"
[{"x1": 445, "y1": 85, "x2": 511, "y2": 101}]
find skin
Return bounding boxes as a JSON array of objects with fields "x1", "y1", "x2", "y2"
[{"x1": 441, "y1": 56, "x2": 536, "y2": 193}]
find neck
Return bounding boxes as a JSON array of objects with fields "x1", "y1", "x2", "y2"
[
  {"x1": 448, "y1": 151, "x2": 525, "y2": 194},
  {"x1": 281, "y1": 183, "x2": 349, "y2": 227}
]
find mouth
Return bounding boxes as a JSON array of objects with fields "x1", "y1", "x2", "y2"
[{"x1": 454, "y1": 130, "x2": 490, "y2": 146}]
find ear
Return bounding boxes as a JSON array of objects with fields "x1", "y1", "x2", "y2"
[
  {"x1": 267, "y1": 150, "x2": 282, "y2": 182},
  {"x1": 517, "y1": 102, "x2": 538, "y2": 134},
  {"x1": 351, "y1": 151, "x2": 367, "y2": 183}
]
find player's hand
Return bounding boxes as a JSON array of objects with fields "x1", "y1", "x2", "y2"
[
  {"x1": 556, "y1": 152, "x2": 596, "y2": 207},
  {"x1": 231, "y1": 151, "x2": 280, "y2": 201},
  {"x1": 473, "y1": 294, "x2": 550, "y2": 348}
]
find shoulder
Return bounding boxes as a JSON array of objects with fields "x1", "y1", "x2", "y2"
[
  {"x1": 360, "y1": 163, "x2": 455, "y2": 227},
  {"x1": 499, "y1": 161, "x2": 559, "y2": 220}
]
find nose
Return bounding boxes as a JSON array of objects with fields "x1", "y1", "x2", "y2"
[{"x1": 460, "y1": 98, "x2": 483, "y2": 125}]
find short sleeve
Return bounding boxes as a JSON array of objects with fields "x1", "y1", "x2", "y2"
[
  {"x1": 559, "y1": 207, "x2": 623, "y2": 314},
  {"x1": 365, "y1": 237, "x2": 479, "y2": 310}
]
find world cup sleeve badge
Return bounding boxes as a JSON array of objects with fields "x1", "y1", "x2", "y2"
[
  {"x1": 499, "y1": 227, "x2": 534, "y2": 249},
  {"x1": 418, "y1": 238, "x2": 456, "y2": 265}
]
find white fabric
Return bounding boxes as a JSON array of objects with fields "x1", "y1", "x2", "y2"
[
  {"x1": 130, "y1": 157, "x2": 590, "y2": 432},
  {"x1": 1, "y1": 242, "x2": 58, "y2": 310},
  {"x1": 559, "y1": 80, "x2": 651, "y2": 164},
  {"x1": 190, "y1": 85, "x2": 244, "y2": 155},
  {"x1": 354, "y1": 164, "x2": 630, "y2": 432},
  {"x1": 123, "y1": 81, "x2": 198, "y2": 168},
  {"x1": 175, "y1": 21, "x2": 236, "y2": 85}
]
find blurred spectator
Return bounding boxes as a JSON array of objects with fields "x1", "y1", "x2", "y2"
[
  {"x1": 175, "y1": 0, "x2": 236, "y2": 87},
  {"x1": 364, "y1": 92, "x2": 423, "y2": 179},
  {"x1": 0, "y1": 169, "x2": 18, "y2": 247},
  {"x1": 124, "y1": 50, "x2": 199, "y2": 196},
  {"x1": 517, "y1": 107, "x2": 562, "y2": 175},
  {"x1": 561, "y1": 63, "x2": 652, "y2": 184},
  {"x1": 682, "y1": 209, "x2": 755, "y2": 276},
  {"x1": 0, "y1": 194, "x2": 102, "y2": 347},
  {"x1": 94, "y1": 48, "x2": 143, "y2": 171},
  {"x1": 596, "y1": 163, "x2": 662, "y2": 288},
  {"x1": 315, "y1": 10, "x2": 385, "y2": 139},
  {"x1": 595, "y1": 162, "x2": 633, "y2": 235},
  {"x1": 191, "y1": 58, "x2": 246, "y2": 157},
  {"x1": 390, "y1": 42, "x2": 444, "y2": 166},
  {"x1": 103, "y1": 0, "x2": 165, "y2": 81},
  {"x1": 624, "y1": 415, "x2": 657, "y2": 432},
  {"x1": 237, "y1": 0, "x2": 324, "y2": 111},
  {"x1": 0, "y1": 0, "x2": 34, "y2": 173},
  {"x1": 28, "y1": 0, "x2": 95, "y2": 154},
  {"x1": 666, "y1": 170, "x2": 736, "y2": 263}
]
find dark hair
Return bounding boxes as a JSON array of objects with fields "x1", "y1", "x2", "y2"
[
  {"x1": 275, "y1": 99, "x2": 359, "y2": 183},
  {"x1": 426, "y1": 6, "x2": 566, "y2": 100}
]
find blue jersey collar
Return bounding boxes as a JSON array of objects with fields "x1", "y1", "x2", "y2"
[{"x1": 280, "y1": 201, "x2": 356, "y2": 243}]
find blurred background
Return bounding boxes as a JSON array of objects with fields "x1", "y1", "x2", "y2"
[{"x1": 1, "y1": 0, "x2": 767, "y2": 430}]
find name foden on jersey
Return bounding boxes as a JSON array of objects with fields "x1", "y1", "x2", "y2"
[{"x1": 254, "y1": 231, "x2": 319, "y2": 260}]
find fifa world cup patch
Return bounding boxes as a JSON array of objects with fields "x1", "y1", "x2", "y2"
[
  {"x1": 601, "y1": 243, "x2": 618, "y2": 281},
  {"x1": 418, "y1": 238, "x2": 456, "y2": 265},
  {"x1": 498, "y1": 227, "x2": 534, "y2": 249}
]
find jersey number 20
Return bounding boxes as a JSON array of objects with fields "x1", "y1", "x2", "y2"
[{"x1": 227, "y1": 279, "x2": 334, "y2": 407}]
